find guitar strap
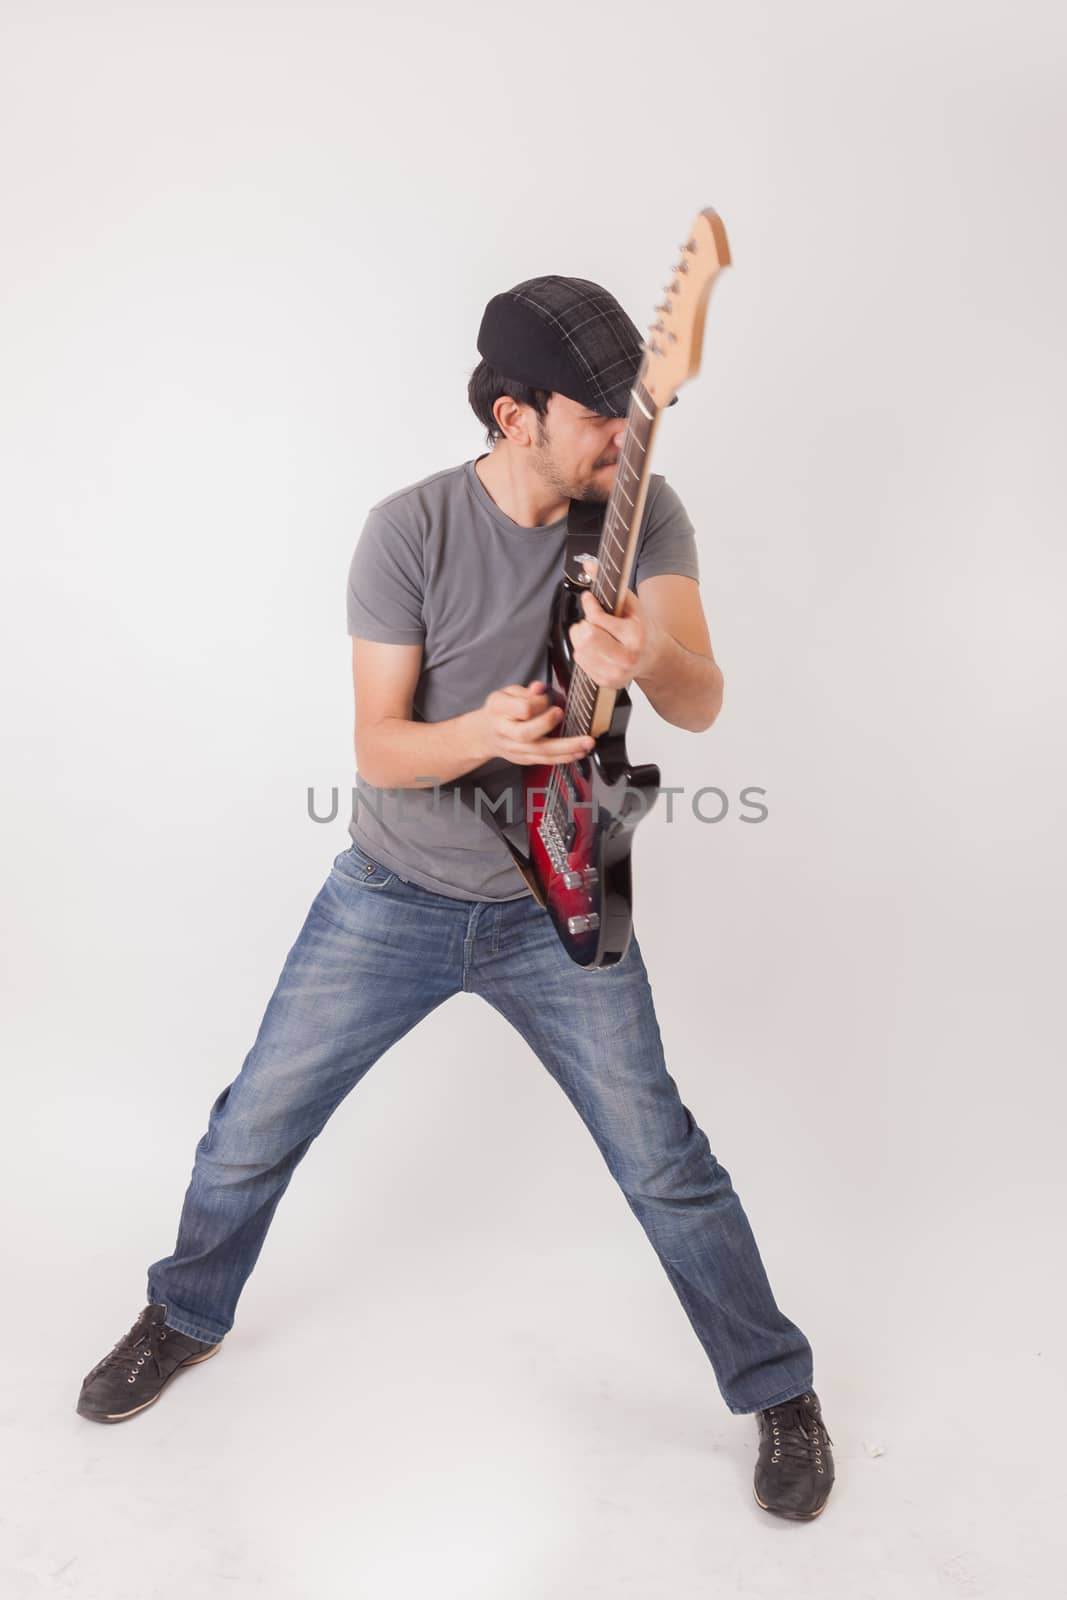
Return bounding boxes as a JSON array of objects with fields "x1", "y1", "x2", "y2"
[{"x1": 560, "y1": 494, "x2": 606, "y2": 588}]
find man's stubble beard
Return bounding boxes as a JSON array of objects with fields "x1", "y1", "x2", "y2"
[{"x1": 533, "y1": 422, "x2": 610, "y2": 505}]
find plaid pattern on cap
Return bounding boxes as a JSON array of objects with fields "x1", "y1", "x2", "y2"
[{"x1": 476, "y1": 274, "x2": 676, "y2": 418}]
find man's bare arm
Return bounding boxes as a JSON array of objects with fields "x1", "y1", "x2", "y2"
[
  {"x1": 633, "y1": 573, "x2": 724, "y2": 733},
  {"x1": 351, "y1": 639, "x2": 594, "y2": 789}
]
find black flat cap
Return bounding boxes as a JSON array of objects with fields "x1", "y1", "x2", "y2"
[{"x1": 476, "y1": 274, "x2": 677, "y2": 419}]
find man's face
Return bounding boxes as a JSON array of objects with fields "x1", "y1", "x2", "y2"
[{"x1": 529, "y1": 393, "x2": 627, "y2": 503}]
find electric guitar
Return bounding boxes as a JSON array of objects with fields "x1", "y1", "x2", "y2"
[{"x1": 470, "y1": 207, "x2": 730, "y2": 968}]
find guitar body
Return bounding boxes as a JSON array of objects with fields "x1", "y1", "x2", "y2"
[{"x1": 520, "y1": 577, "x2": 660, "y2": 968}]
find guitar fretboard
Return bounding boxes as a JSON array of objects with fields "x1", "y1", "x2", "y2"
[{"x1": 562, "y1": 372, "x2": 661, "y2": 740}]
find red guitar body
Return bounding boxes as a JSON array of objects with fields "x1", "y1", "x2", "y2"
[{"x1": 518, "y1": 573, "x2": 661, "y2": 968}]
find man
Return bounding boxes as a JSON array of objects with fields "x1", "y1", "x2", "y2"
[{"x1": 77, "y1": 275, "x2": 834, "y2": 1521}]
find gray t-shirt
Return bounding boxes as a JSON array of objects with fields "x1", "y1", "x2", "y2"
[{"x1": 345, "y1": 453, "x2": 699, "y2": 901}]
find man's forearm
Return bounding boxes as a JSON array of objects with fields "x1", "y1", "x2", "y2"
[
  {"x1": 356, "y1": 710, "x2": 492, "y2": 789},
  {"x1": 634, "y1": 628, "x2": 724, "y2": 733},
  {"x1": 357, "y1": 633, "x2": 721, "y2": 791}
]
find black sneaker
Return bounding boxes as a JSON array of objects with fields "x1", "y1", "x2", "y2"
[
  {"x1": 77, "y1": 1302, "x2": 221, "y2": 1424},
  {"x1": 753, "y1": 1389, "x2": 835, "y2": 1519}
]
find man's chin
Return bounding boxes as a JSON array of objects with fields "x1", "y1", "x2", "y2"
[{"x1": 572, "y1": 481, "x2": 611, "y2": 504}]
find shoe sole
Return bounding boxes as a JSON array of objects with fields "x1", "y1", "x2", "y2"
[
  {"x1": 77, "y1": 1343, "x2": 221, "y2": 1423},
  {"x1": 753, "y1": 1482, "x2": 829, "y2": 1520}
]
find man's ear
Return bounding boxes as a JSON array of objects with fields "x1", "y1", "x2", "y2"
[{"x1": 493, "y1": 395, "x2": 527, "y2": 444}]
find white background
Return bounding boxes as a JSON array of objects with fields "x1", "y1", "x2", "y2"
[{"x1": 2, "y1": 2, "x2": 1064, "y2": 1596}]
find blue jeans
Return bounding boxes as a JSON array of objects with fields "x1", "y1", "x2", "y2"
[{"x1": 147, "y1": 840, "x2": 815, "y2": 1414}]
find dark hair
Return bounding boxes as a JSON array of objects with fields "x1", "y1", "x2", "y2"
[{"x1": 467, "y1": 358, "x2": 552, "y2": 446}]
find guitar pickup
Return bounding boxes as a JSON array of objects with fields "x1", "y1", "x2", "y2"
[{"x1": 561, "y1": 867, "x2": 598, "y2": 890}]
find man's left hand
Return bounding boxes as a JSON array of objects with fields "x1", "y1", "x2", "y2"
[{"x1": 567, "y1": 557, "x2": 664, "y2": 690}]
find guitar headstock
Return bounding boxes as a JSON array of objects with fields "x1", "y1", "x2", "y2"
[{"x1": 640, "y1": 207, "x2": 731, "y2": 410}]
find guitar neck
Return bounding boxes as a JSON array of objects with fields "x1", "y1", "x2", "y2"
[{"x1": 563, "y1": 373, "x2": 662, "y2": 739}]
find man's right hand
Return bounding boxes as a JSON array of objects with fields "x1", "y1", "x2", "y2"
[{"x1": 477, "y1": 680, "x2": 595, "y2": 766}]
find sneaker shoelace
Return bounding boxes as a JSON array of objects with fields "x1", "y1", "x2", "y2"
[
  {"x1": 88, "y1": 1312, "x2": 170, "y2": 1385},
  {"x1": 763, "y1": 1394, "x2": 833, "y2": 1472}
]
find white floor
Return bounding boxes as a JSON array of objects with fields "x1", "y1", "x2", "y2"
[
  {"x1": 4, "y1": 1187, "x2": 1058, "y2": 1599},
  {"x1": 4, "y1": 923, "x2": 1060, "y2": 1600}
]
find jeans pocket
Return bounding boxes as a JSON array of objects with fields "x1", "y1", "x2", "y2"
[{"x1": 331, "y1": 842, "x2": 397, "y2": 891}]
